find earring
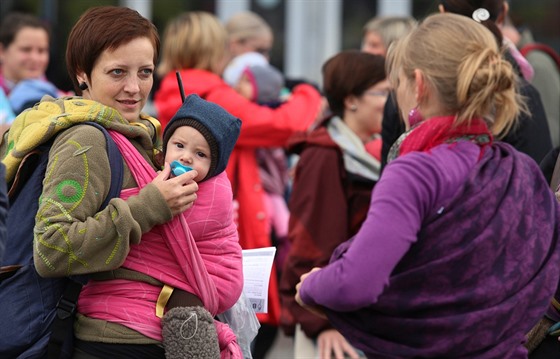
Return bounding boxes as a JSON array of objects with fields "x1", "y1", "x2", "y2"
[
  {"x1": 79, "y1": 82, "x2": 88, "y2": 91},
  {"x1": 408, "y1": 106, "x2": 423, "y2": 127},
  {"x1": 350, "y1": 105, "x2": 357, "y2": 111}
]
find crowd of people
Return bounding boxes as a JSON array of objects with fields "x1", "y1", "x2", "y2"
[{"x1": 0, "y1": 0, "x2": 559, "y2": 358}]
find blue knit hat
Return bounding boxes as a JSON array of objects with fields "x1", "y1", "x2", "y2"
[{"x1": 163, "y1": 94, "x2": 242, "y2": 181}]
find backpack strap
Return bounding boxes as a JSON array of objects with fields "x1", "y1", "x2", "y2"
[
  {"x1": 88, "y1": 122, "x2": 124, "y2": 209},
  {"x1": 520, "y1": 43, "x2": 560, "y2": 71},
  {"x1": 47, "y1": 280, "x2": 83, "y2": 359},
  {"x1": 47, "y1": 122, "x2": 124, "y2": 359}
]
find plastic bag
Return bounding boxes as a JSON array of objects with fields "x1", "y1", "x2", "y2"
[{"x1": 217, "y1": 290, "x2": 260, "y2": 359}]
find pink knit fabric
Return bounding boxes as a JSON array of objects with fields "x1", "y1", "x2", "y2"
[
  {"x1": 78, "y1": 131, "x2": 243, "y2": 358},
  {"x1": 504, "y1": 38, "x2": 535, "y2": 81}
]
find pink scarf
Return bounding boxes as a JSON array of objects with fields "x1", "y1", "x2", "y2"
[
  {"x1": 504, "y1": 37, "x2": 534, "y2": 81},
  {"x1": 78, "y1": 131, "x2": 243, "y2": 358},
  {"x1": 399, "y1": 116, "x2": 492, "y2": 157}
]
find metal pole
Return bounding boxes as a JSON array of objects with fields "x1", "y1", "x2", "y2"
[
  {"x1": 120, "y1": 0, "x2": 152, "y2": 20},
  {"x1": 377, "y1": 0, "x2": 412, "y2": 17},
  {"x1": 285, "y1": 0, "x2": 341, "y2": 86},
  {"x1": 216, "y1": 0, "x2": 250, "y2": 22}
]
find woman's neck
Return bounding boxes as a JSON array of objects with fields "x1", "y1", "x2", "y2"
[{"x1": 342, "y1": 113, "x2": 373, "y2": 143}]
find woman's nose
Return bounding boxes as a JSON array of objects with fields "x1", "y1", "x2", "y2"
[{"x1": 124, "y1": 76, "x2": 140, "y2": 93}]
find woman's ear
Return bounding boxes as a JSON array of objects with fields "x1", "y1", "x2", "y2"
[
  {"x1": 76, "y1": 72, "x2": 89, "y2": 85},
  {"x1": 414, "y1": 69, "x2": 426, "y2": 104},
  {"x1": 496, "y1": 1, "x2": 509, "y2": 26},
  {"x1": 344, "y1": 95, "x2": 359, "y2": 112}
]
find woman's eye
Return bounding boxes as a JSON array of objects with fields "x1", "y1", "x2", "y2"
[
  {"x1": 111, "y1": 69, "x2": 124, "y2": 76},
  {"x1": 140, "y1": 68, "x2": 153, "y2": 78}
]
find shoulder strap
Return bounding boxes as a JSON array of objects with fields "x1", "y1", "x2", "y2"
[
  {"x1": 550, "y1": 152, "x2": 560, "y2": 191},
  {"x1": 47, "y1": 280, "x2": 82, "y2": 359},
  {"x1": 85, "y1": 122, "x2": 124, "y2": 206},
  {"x1": 47, "y1": 122, "x2": 124, "y2": 359}
]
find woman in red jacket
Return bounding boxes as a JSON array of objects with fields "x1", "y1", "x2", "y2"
[
  {"x1": 280, "y1": 51, "x2": 389, "y2": 358},
  {"x1": 154, "y1": 10, "x2": 322, "y2": 354}
]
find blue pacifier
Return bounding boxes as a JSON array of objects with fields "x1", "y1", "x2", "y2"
[{"x1": 170, "y1": 160, "x2": 192, "y2": 176}]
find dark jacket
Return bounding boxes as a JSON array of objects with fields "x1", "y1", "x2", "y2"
[
  {"x1": 0, "y1": 163, "x2": 7, "y2": 263},
  {"x1": 279, "y1": 121, "x2": 375, "y2": 338}
]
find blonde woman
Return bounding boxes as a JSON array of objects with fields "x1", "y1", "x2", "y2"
[
  {"x1": 225, "y1": 10, "x2": 273, "y2": 59},
  {"x1": 295, "y1": 13, "x2": 560, "y2": 358},
  {"x1": 361, "y1": 16, "x2": 417, "y2": 56}
]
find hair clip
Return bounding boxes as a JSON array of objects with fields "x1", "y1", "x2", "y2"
[{"x1": 472, "y1": 8, "x2": 490, "y2": 23}]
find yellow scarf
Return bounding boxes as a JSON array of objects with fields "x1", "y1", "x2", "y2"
[{"x1": 2, "y1": 95, "x2": 157, "y2": 182}]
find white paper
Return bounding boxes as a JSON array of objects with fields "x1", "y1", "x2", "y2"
[{"x1": 242, "y1": 247, "x2": 276, "y2": 313}]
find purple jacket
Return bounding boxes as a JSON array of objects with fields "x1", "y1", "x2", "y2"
[{"x1": 300, "y1": 141, "x2": 560, "y2": 358}]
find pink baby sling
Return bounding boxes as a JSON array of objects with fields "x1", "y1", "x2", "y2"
[{"x1": 77, "y1": 130, "x2": 243, "y2": 358}]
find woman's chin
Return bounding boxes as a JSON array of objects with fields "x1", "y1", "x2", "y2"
[{"x1": 120, "y1": 109, "x2": 141, "y2": 122}]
